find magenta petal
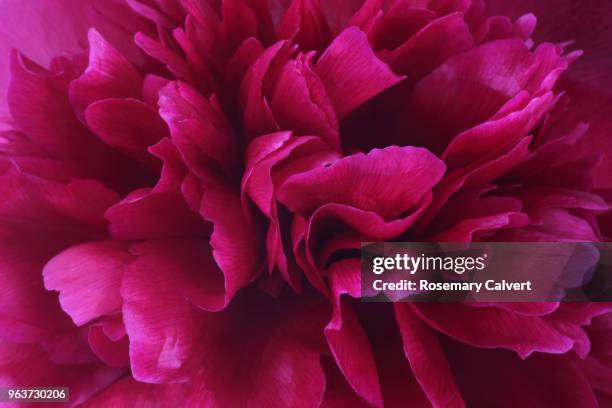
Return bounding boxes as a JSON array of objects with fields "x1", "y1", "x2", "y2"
[
  {"x1": 88, "y1": 323, "x2": 130, "y2": 368},
  {"x1": 443, "y1": 93, "x2": 555, "y2": 168},
  {"x1": 277, "y1": 146, "x2": 445, "y2": 220},
  {"x1": 0, "y1": 163, "x2": 120, "y2": 340},
  {"x1": 43, "y1": 241, "x2": 131, "y2": 326},
  {"x1": 135, "y1": 32, "x2": 195, "y2": 84},
  {"x1": 426, "y1": 190, "x2": 528, "y2": 241},
  {"x1": 402, "y1": 39, "x2": 566, "y2": 154},
  {"x1": 82, "y1": 376, "x2": 188, "y2": 407},
  {"x1": 186, "y1": 293, "x2": 329, "y2": 408},
  {"x1": 271, "y1": 56, "x2": 341, "y2": 151},
  {"x1": 320, "y1": 357, "x2": 372, "y2": 408},
  {"x1": 106, "y1": 189, "x2": 210, "y2": 240},
  {"x1": 444, "y1": 339, "x2": 598, "y2": 408},
  {"x1": 159, "y1": 81, "x2": 240, "y2": 179},
  {"x1": 371, "y1": 5, "x2": 436, "y2": 50},
  {"x1": 70, "y1": 29, "x2": 143, "y2": 117},
  {"x1": 325, "y1": 259, "x2": 384, "y2": 408},
  {"x1": 0, "y1": 339, "x2": 124, "y2": 406},
  {"x1": 278, "y1": 0, "x2": 332, "y2": 52},
  {"x1": 105, "y1": 139, "x2": 209, "y2": 240},
  {"x1": 394, "y1": 304, "x2": 464, "y2": 408},
  {"x1": 240, "y1": 41, "x2": 291, "y2": 138},
  {"x1": 121, "y1": 239, "x2": 221, "y2": 382},
  {"x1": 85, "y1": 98, "x2": 167, "y2": 167},
  {"x1": 316, "y1": 27, "x2": 403, "y2": 119},
  {"x1": 414, "y1": 304, "x2": 588, "y2": 359},
  {"x1": 489, "y1": 0, "x2": 612, "y2": 91},
  {"x1": 124, "y1": 256, "x2": 327, "y2": 407},
  {"x1": 8, "y1": 52, "x2": 103, "y2": 160},
  {"x1": 378, "y1": 12, "x2": 474, "y2": 79},
  {"x1": 243, "y1": 132, "x2": 335, "y2": 217},
  {"x1": 0, "y1": 0, "x2": 94, "y2": 118},
  {"x1": 199, "y1": 186, "x2": 264, "y2": 301}
]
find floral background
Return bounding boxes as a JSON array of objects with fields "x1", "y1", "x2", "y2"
[{"x1": 0, "y1": 0, "x2": 611, "y2": 406}]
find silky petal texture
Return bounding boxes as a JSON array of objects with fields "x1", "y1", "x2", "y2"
[
  {"x1": 270, "y1": 56, "x2": 341, "y2": 151},
  {"x1": 1, "y1": 0, "x2": 612, "y2": 406},
  {"x1": 488, "y1": 0, "x2": 612, "y2": 92},
  {"x1": 278, "y1": 146, "x2": 445, "y2": 220},
  {"x1": 394, "y1": 304, "x2": 465, "y2": 408},
  {"x1": 199, "y1": 186, "x2": 265, "y2": 301},
  {"x1": 70, "y1": 29, "x2": 143, "y2": 118},
  {"x1": 414, "y1": 303, "x2": 590, "y2": 359},
  {"x1": 325, "y1": 260, "x2": 384, "y2": 408},
  {"x1": 121, "y1": 240, "x2": 224, "y2": 382},
  {"x1": 315, "y1": 27, "x2": 403, "y2": 120},
  {"x1": 0, "y1": 0, "x2": 95, "y2": 123},
  {"x1": 0, "y1": 162, "x2": 119, "y2": 342},
  {"x1": 185, "y1": 292, "x2": 329, "y2": 408},
  {"x1": 43, "y1": 241, "x2": 132, "y2": 326},
  {"x1": 242, "y1": 132, "x2": 338, "y2": 287},
  {"x1": 278, "y1": 0, "x2": 332, "y2": 52},
  {"x1": 88, "y1": 324, "x2": 130, "y2": 368},
  {"x1": 243, "y1": 133, "x2": 337, "y2": 217},
  {"x1": 0, "y1": 340, "x2": 124, "y2": 407},
  {"x1": 370, "y1": 4, "x2": 436, "y2": 50},
  {"x1": 240, "y1": 41, "x2": 291, "y2": 138},
  {"x1": 377, "y1": 12, "x2": 475, "y2": 80},
  {"x1": 82, "y1": 377, "x2": 189, "y2": 408},
  {"x1": 444, "y1": 338, "x2": 599, "y2": 408},
  {"x1": 158, "y1": 81, "x2": 240, "y2": 179},
  {"x1": 401, "y1": 39, "x2": 567, "y2": 154},
  {"x1": 123, "y1": 245, "x2": 328, "y2": 408},
  {"x1": 426, "y1": 190, "x2": 528, "y2": 241},
  {"x1": 135, "y1": 32, "x2": 196, "y2": 84},
  {"x1": 442, "y1": 93, "x2": 555, "y2": 168},
  {"x1": 8, "y1": 52, "x2": 106, "y2": 160},
  {"x1": 85, "y1": 98, "x2": 168, "y2": 167},
  {"x1": 6, "y1": 50, "x2": 152, "y2": 193},
  {"x1": 105, "y1": 139, "x2": 209, "y2": 240},
  {"x1": 320, "y1": 357, "x2": 371, "y2": 408}
]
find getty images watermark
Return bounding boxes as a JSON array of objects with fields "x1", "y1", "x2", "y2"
[{"x1": 361, "y1": 242, "x2": 612, "y2": 302}]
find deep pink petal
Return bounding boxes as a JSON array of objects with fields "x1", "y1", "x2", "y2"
[
  {"x1": 414, "y1": 303, "x2": 589, "y2": 359},
  {"x1": 277, "y1": 146, "x2": 445, "y2": 220},
  {"x1": 325, "y1": 259, "x2": 384, "y2": 408},
  {"x1": 85, "y1": 98, "x2": 168, "y2": 167},
  {"x1": 378, "y1": 12, "x2": 474, "y2": 79},
  {"x1": 70, "y1": 29, "x2": 143, "y2": 118},
  {"x1": 199, "y1": 186, "x2": 265, "y2": 301},
  {"x1": 0, "y1": 0, "x2": 95, "y2": 121},
  {"x1": 402, "y1": 39, "x2": 567, "y2": 154},
  {"x1": 444, "y1": 338, "x2": 598, "y2": 408},
  {"x1": 278, "y1": 0, "x2": 332, "y2": 52},
  {"x1": 159, "y1": 81, "x2": 240, "y2": 179},
  {"x1": 43, "y1": 241, "x2": 132, "y2": 326},
  {"x1": 82, "y1": 376, "x2": 188, "y2": 408},
  {"x1": 271, "y1": 56, "x2": 341, "y2": 151},
  {"x1": 315, "y1": 27, "x2": 403, "y2": 120},
  {"x1": 0, "y1": 340, "x2": 124, "y2": 407},
  {"x1": 394, "y1": 304, "x2": 465, "y2": 408},
  {"x1": 105, "y1": 139, "x2": 209, "y2": 240},
  {"x1": 123, "y1": 251, "x2": 328, "y2": 407},
  {"x1": 88, "y1": 321, "x2": 130, "y2": 368}
]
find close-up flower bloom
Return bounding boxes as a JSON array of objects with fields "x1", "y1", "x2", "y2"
[{"x1": 1, "y1": 0, "x2": 611, "y2": 406}]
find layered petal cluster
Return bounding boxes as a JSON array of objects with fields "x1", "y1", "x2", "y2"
[{"x1": 0, "y1": 0, "x2": 611, "y2": 406}]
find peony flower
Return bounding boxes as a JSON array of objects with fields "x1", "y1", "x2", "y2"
[{"x1": 0, "y1": 0, "x2": 611, "y2": 406}]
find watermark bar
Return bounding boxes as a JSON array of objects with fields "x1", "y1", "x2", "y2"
[
  {"x1": 0, "y1": 388, "x2": 69, "y2": 403},
  {"x1": 361, "y1": 242, "x2": 612, "y2": 302}
]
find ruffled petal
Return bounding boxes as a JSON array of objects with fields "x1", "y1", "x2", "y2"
[{"x1": 315, "y1": 27, "x2": 403, "y2": 120}]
